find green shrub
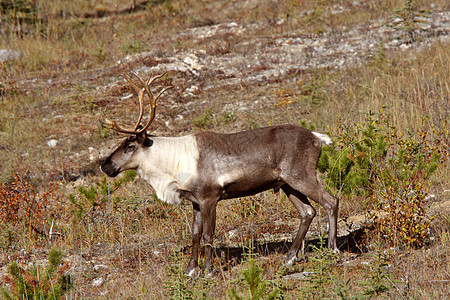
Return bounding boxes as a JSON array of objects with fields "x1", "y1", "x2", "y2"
[
  {"x1": 320, "y1": 109, "x2": 448, "y2": 247},
  {"x1": 302, "y1": 235, "x2": 336, "y2": 298},
  {"x1": 192, "y1": 107, "x2": 216, "y2": 129},
  {"x1": 390, "y1": 0, "x2": 430, "y2": 42},
  {"x1": 164, "y1": 250, "x2": 196, "y2": 300},
  {"x1": 358, "y1": 237, "x2": 393, "y2": 297},
  {"x1": 192, "y1": 107, "x2": 237, "y2": 129},
  {"x1": 68, "y1": 170, "x2": 137, "y2": 222},
  {"x1": 0, "y1": 248, "x2": 72, "y2": 300},
  {"x1": 163, "y1": 249, "x2": 212, "y2": 300},
  {"x1": 122, "y1": 40, "x2": 143, "y2": 55},
  {"x1": 319, "y1": 111, "x2": 389, "y2": 196},
  {"x1": 297, "y1": 71, "x2": 327, "y2": 106},
  {"x1": 229, "y1": 248, "x2": 279, "y2": 300}
]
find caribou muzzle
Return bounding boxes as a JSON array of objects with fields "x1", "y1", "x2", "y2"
[{"x1": 100, "y1": 160, "x2": 120, "y2": 177}]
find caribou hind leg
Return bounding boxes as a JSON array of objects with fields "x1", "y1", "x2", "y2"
[
  {"x1": 282, "y1": 185, "x2": 316, "y2": 266},
  {"x1": 318, "y1": 186, "x2": 339, "y2": 252},
  {"x1": 283, "y1": 176, "x2": 339, "y2": 254}
]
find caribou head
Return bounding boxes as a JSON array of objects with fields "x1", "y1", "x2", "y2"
[{"x1": 100, "y1": 72, "x2": 173, "y2": 178}]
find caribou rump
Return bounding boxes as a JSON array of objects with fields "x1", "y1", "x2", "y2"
[{"x1": 100, "y1": 72, "x2": 339, "y2": 277}]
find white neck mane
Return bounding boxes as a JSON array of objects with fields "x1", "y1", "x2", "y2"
[{"x1": 135, "y1": 135, "x2": 199, "y2": 204}]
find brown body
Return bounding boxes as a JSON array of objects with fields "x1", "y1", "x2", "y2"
[{"x1": 100, "y1": 73, "x2": 339, "y2": 277}]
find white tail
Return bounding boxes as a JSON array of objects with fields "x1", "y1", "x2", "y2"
[{"x1": 313, "y1": 132, "x2": 333, "y2": 146}]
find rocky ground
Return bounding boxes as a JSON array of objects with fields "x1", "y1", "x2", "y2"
[
  {"x1": 7, "y1": 9, "x2": 448, "y2": 181},
  {"x1": 1, "y1": 1, "x2": 449, "y2": 298}
]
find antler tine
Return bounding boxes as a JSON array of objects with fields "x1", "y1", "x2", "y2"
[
  {"x1": 122, "y1": 72, "x2": 141, "y2": 92},
  {"x1": 131, "y1": 71, "x2": 154, "y2": 103},
  {"x1": 101, "y1": 72, "x2": 173, "y2": 135},
  {"x1": 100, "y1": 114, "x2": 140, "y2": 134},
  {"x1": 131, "y1": 71, "x2": 167, "y2": 103},
  {"x1": 100, "y1": 73, "x2": 146, "y2": 134},
  {"x1": 146, "y1": 72, "x2": 167, "y2": 86},
  {"x1": 140, "y1": 85, "x2": 174, "y2": 132},
  {"x1": 131, "y1": 72, "x2": 172, "y2": 133},
  {"x1": 122, "y1": 72, "x2": 146, "y2": 131}
]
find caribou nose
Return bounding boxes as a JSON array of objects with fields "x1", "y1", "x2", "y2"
[
  {"x1": 100, "y1": 164, "x2": 107, "y2": 174},
  {"x1": 100, "y1": 162, "x2": 118, "y2": 177}
]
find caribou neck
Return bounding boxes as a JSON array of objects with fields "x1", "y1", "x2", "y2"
[{"x1": 135, "y1": 135, "x2": 199, "y2": 205}]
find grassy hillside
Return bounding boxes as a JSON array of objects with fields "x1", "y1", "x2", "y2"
[{"x1": 1, "y1": 0, "x2": 449, "y2": 299}]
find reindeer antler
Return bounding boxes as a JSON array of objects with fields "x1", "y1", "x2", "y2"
[{"x1": 101, "y1": 72, "x2": 174, "y2": 134}]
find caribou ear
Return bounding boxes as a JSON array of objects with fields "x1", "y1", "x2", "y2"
[
  {"x1": 135, "y1": 127, "x2": 153, "y2": 146},
  {"x1": 135, "y1": 125, "x2": 148, "y2": 144},
  {"x1": 137, "y1": 132, "x2": 147, "y2": 144}
]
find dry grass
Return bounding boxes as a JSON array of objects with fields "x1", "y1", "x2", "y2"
[{"x1": 1, "y1": 0, "x2": 449, "y2": 299}]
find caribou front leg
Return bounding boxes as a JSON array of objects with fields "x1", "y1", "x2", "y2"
[
  {"x1": 186, "y1": 202, "x2": 202, "y2": 277},
  {"x1": 201, "y1": 201, "x2": 218, "y2": 277}
]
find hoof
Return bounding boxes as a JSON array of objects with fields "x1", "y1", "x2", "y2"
[
  {"x1": 185, "y1": 268, "x2": 198, "y2": 278},
  {"x1": 203, "y1": 267, "x2": 214, "y2": 278},
  {"x1": 205, "y1": 270, "x2": 214, "y2": 278},
  {"x1": 284, "y1": 256, "x2": 297, "y2": 267}
]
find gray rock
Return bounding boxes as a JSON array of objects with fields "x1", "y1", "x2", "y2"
[
  {"x1": 47, "y1": 139, "x2": 58, "y2": 148},
  {"x1": 92, "y1": 277, "x2": 104, "y2": 287},
  {"x1": 0, "y1": 49, "x2": 21, "y2": 62},
  {"x1": 93, "y1": 264, "x2": 109, "y2": 272},
  {"x1": 283, "y1": 271, "x2": 316, "y2": 280}
]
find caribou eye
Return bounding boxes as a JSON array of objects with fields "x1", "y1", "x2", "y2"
[{"x1": 124, "y1": 144, "x2": 136, "y2": 153}]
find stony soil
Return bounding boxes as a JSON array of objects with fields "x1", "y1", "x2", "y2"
[{"x1": 1, "y1": 3, "x2": 449, "y2": 297}]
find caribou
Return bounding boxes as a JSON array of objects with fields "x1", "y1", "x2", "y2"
[{"x1": 100, "y1": 72, "x2": 339, "y2": 277}]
